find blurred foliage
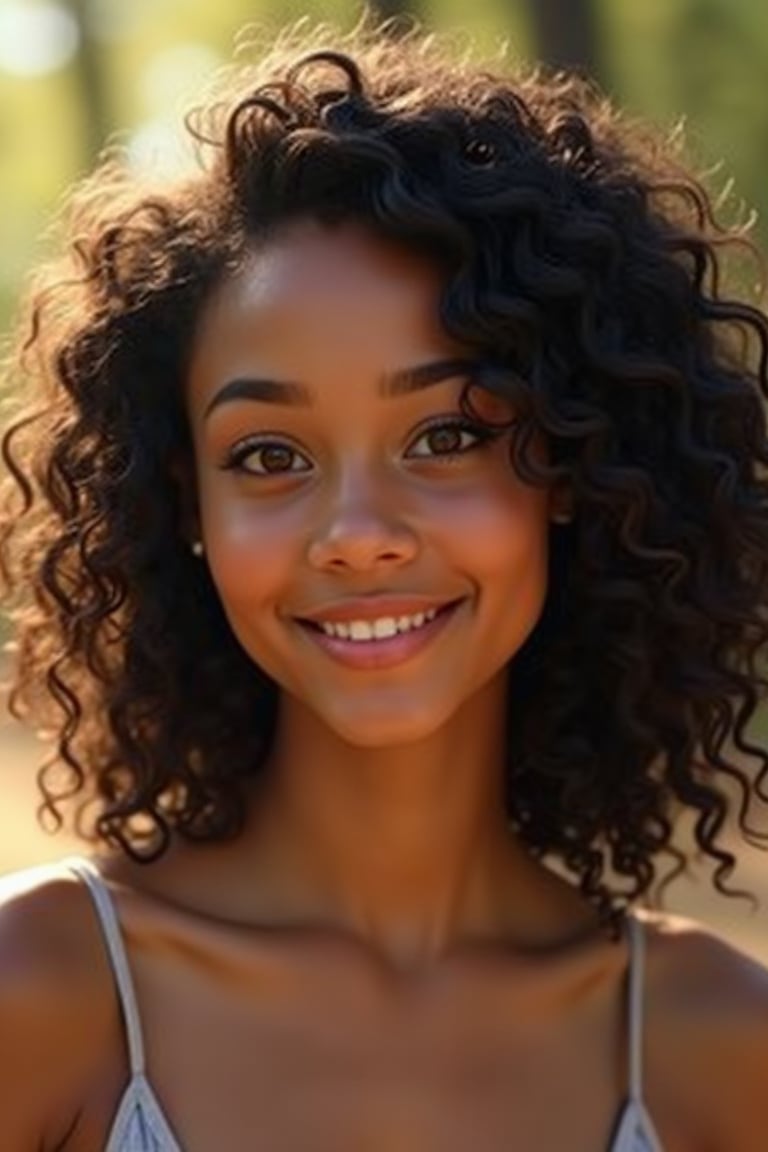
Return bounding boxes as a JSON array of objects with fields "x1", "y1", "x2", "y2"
[{"x1": 1, "y1": 0, "x2": 766, "y2": 333}]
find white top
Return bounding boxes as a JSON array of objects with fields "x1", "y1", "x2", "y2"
[{"x1": 63, "y1": 855, "x2": 665, "y2": 1152}]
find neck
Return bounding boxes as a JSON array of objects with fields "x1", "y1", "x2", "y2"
[{"x1": 241, "y1": 677, "x2": 584, "y2": 970}]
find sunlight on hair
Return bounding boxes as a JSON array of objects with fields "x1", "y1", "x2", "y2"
[{"x1": 127, "y1": 118, "x2": 199, "y2": 178}]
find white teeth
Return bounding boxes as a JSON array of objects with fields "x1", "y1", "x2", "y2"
[{"x1": 319, "y1": 607, "x2": 440, "y2": 642}]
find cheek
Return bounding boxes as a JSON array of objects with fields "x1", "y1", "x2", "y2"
[
  {"x1": 441, "y1": 473, "x2": 550, "y2": 578},
  {"x1": 198, "y1": 482, "x2": 302, "y2": 613},
  {"x1": 199, "y1": 494, "x2": 306, "y2": 684},
  {"x1": 445, "y1": 479, "x2": 551, "y2": 658}
]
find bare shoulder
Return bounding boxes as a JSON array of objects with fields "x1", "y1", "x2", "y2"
[
  {"x1": 639, "y1": 908, "x2": 768, "y2": 1152},
  {"x1": 640, "y1": 907, "x2": 768, "y2": 1009},
  {"x1": 0, "y1": 861, "x2": 100, "y2": 978},
  {"x1": 0, "y1": 859, "x2": 116, "y2": 1150}
]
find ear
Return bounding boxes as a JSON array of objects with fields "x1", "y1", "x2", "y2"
[
  {"x1": 548, "y1": 482, "x2": 574, "y2": 525},
  {"x1": 169, "y1": 451, "x2": 201, "y2": 546}
]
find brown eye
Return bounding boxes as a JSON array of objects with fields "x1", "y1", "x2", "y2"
[
  {"x1": 259, "y1": 445, "x2": 295, "y2": 472},
  {"x1": 223, "y1": 438, "x2": 311, "y2": 476},
  {"x1": 407, "y1": 418, "x2": 496, "y2": 461},
  {"x1": 426, "y1": 425, "x2": 464, "y2": 454}
]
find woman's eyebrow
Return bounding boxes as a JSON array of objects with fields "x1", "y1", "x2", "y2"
[{"x1": 202, "y1": 357, "x2": 478, "y2": 420}]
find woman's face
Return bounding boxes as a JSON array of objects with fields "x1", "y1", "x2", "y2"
[{"x1": 185, "y1": 219, "x2": 555, "y2": 746}]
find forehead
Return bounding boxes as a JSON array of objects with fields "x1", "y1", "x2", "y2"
[
  {"x1": 192, "y1": 220, "x2": 449, "y2": 351},
  {"x1": 185, "y1": 220, "x2": 469, "y2": 416}
]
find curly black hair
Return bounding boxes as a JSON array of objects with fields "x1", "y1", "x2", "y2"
[{"x1": 2, "y1": 16, "x2": 768, "y2": 930}]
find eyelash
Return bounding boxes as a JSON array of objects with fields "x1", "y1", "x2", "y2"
[{"x1": 220, "y1": 417, "x2": 500, "y2": 477}]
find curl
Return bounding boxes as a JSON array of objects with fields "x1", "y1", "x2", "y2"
[{"x1": 2, "y1": 17, "x2": 767, "y2": 930}]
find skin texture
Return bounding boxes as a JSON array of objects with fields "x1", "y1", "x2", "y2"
[
  {"x1": 5, "y1": 28, "x2": 768, "y2": 913},
  {"x1": 179, "y1": 218, "x2": 572, "y2": 967},
  {"x1": 0, "y1": 219, "x2": 767, "y2": 1152},
  {"x1": 41, "y1": 218, "x2": 759, "y2": 1152}
]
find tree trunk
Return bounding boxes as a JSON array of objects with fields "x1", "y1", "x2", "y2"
[
  {"x1": 371, "y1": 0, "x2": 419, "y2": 25},
  {"x1": 526, "y1": 0, "x2": 604, "y2": 84},
  {"x1": 63, "y1": 0, "x2": 110, "y2": 164}
]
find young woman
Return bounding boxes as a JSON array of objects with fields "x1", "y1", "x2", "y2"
[{"x1": 1, "y1": 17, "x2": 767, "y2": 1152}]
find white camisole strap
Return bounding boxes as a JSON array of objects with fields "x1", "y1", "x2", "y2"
[
  {"x1": 60, "y1": 854, "x2": 663, "y2": 1152},
  {"x1": 627, "y1": 910, "x2": 645, "y2": 1103},
  {"x1": 610, "y1": 911, "x2": 665, "y2": 1152},
  {"x1": 66, "y1": 855, "x2": 146, "y2": 1077},
  {"x1": 64, "y1": 855, "x2": 185, "y2": 1152}
]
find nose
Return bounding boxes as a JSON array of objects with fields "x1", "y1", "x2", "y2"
[{"x1": 306, "y1": 466, "x2": 419, "y2": 573}]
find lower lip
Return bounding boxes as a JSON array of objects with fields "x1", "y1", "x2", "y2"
[{"x1": 296, "y1": 600, "x2": 465, "y2": 670}]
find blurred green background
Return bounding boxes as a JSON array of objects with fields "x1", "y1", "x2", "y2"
[
  {"x1": 0, "y1": 0, "x2": 767, "y2": 958},
  {"x1": 1, "y1": 0, "x2": 767, "y2": 333}
]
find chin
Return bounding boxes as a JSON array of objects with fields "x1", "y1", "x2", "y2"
[{"x1": 315, "y1": 697, "x2": 459, "y2": 749}]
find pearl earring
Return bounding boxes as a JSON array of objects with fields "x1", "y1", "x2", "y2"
[{"x1": 191, "y1": 539, "x2": 205, "y2": 557}]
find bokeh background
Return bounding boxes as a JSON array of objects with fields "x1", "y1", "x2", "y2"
[{"x1": 1, "y1": 0, "x2": 767, "y2": 961}]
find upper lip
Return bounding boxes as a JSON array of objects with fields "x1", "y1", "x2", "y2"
[{"x1": 295, "y1": 596, "x2": 463, "y2": 624}]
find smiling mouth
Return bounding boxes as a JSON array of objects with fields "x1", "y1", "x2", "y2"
[
  {"x1": 294, "y1": 598, "x2": 465, "y2": 670},
  {"x1": 297, "y1": 603, "x2": 462, "y2": 640}
]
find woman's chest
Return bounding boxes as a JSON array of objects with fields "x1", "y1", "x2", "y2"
[
  {"x1": 75, "y1": 916, "x2": 693, "y2": 1152},
  {"x1": 117, "y1": 980, "x2": 634, "y2": 1152},
  {"x1": 141, "y1": 1052, "x2": 624, "y2": 1152}
]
